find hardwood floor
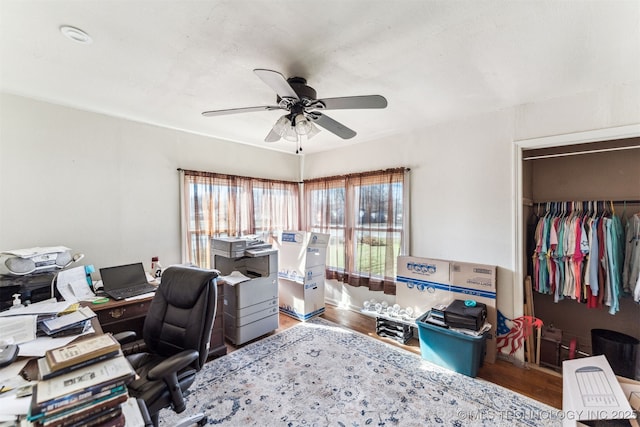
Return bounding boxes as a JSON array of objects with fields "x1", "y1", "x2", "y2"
[{"x1": 224, "y1": 304, "x2": 563, "y2": 410}]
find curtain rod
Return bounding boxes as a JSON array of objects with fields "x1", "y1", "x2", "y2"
[
  {"x1": 178, "y1": 167, "x2": 410, "y2": 183},
  {"x1": 303, "y1": 167, "x2": 410, "y2": 183}
]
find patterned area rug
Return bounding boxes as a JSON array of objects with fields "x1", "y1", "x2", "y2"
[{"x1": 159, "y1": 317, "x2": 561, "y2": 426}]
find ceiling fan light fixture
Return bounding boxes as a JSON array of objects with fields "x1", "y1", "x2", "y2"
[
  {"x1": 282, "y1": 125, "x2": 299, "y2": 142},
  {"x1": 306, "y1": 122, "x2": 321, "y2": 139},
  {"x1": 294, "y1": 114, "x2": 313, "y2": 135},
  {"x1": 271, "y1": 115, "x2": 290, "y2": 136},
  {"x1": 202, "y1": 69, "x2": 387, "y2": 145}
]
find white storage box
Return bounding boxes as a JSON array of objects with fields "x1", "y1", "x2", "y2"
[
  {"x1": 276, "y1": 231, "x2": 329, "y2": 282},
  {"x1": 562, "y1": 355, "x2": 636, "y2": 426},
  {"x1": 279, "y1": 277, "x2": 325, "y2": 321}
]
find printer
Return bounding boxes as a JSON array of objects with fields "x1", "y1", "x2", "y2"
[
  {"x1": 211, "y1": 237, "x2": 275, "y2": 258},
  {"x1": 211, "y1": 237, "x2": 278, "y2": 345}
]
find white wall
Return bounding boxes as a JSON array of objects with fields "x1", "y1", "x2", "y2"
[
  {"x1": 304, "y1": 81, "x2": 640, "y2": 325},
  {"x1": 304, "y1": 109, "x2": 518, "y2": 317},
  {"x1": 2, "y1": 79, "x2": 639, "y2": 349},
  {"x1": 0, "y1": 93, "x2": 299, "y2": 272}
]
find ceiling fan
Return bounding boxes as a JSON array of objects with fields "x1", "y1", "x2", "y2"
[{"x1": 202, "y1": 69, "x2": 387, "y2": 150}]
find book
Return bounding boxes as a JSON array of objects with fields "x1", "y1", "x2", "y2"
[
  {"x1": 29, "y1": 384, "x2": 128, "y2": 420},
  {"x1": 45, "y1": 334, "x2": 120, "y2": 372},
  {"x1": 39, "y1": 391, "x2": 128, "y2": 427},
  {"x1": 95, "y1": 412, "x2": 125, "y2": 427},
  {"x1": 61, "y1": 405, "x2": 122, "y2": 427},
  {"x1": 30, "y1": 355, "x2": 134, "y2": 416},
  {"x1": 38, "y1": 349, "x2": 122, "y2": 380}
]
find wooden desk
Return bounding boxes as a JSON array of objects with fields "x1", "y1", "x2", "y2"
[{"x1": 89, "y1": 281, "x2": 226, "y2": 359}]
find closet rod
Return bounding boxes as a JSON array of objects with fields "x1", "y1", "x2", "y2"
[
  {"x1": 533, "y1": 199, "x2": 640, "y2": 205},
  {"x1": 522, "y1": 144, "x2": 640, "y2": 160}
]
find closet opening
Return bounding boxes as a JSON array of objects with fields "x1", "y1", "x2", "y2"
[{"x1": 519, "y1": 135, "x2": 640, "y2": 376}]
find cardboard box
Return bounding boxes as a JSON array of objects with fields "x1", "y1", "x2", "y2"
[
  {"x1": 396, "y1": 256, "x2": 452, "y2": 314},
  {"x1": 449, "y1": 261, "x2": 497, "y2": 364},
  {"x1": 276, "y1": 231, "x2": 330, "y2": 282},
  {"x1": 279, "y1": 263, "x2": 325, "y2": 284},
  {"x1": 278, "y1": 277, "x2": 325, "y2": 321},
  {"x1": 396, "y1": 256, "x2": 497, "y2": 363},
  {"x1": 562, "y1": 355, "x2": 636, "y2": 427},
  {"x1": 449, "y1": 261, "x2": 496, "y2": 293},
  {"x1": 619, "y1": 376, "x2": 640, "y2": 427}
]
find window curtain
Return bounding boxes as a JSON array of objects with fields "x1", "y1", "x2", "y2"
[
  {"x1": 181, "y1": 169, "x2": 299, "y2": 268},
  {"x1": 304, "y1": 168, "x2": 409, "y2": 295}
]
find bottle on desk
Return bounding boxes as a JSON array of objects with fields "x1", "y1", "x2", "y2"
[{"x1": 150, "y1": 256, "x2": 162, "y2": 278}]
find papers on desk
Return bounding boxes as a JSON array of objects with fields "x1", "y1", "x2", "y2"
[
  {"x1": 40, "y1": 306, "x2": 96, "y2": 336},
  {"x1": 0, "y1": 359, "x2": 34, "y2": 418},
  {"x1": 56, "y1": 266, "x2": 96, "y2": 303},
  {"x1": 0, "y1": 299, "x2": 73, "y2": 317},
  {"x1": 17, "y1": 330, "x2": 95, "y2": 358},
  {"x1": 0, "y1": 299, "x2": 96, "y2": 357},
  {"x1": 0, "y1": 316, "x2": 37, "y2": 344}
]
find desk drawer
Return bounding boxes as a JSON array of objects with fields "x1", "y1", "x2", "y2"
[{"x1": 96, "y1": 300, "x2": 151, "y2": 325}]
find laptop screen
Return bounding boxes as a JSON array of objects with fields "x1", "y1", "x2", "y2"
[{"x1": 99, "y1": 262, "x2": 148, "y2": 291}]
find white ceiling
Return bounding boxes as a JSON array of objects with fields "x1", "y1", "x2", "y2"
[{"x1": 1, "y1": 1, "x2": 639, "y2": 154}]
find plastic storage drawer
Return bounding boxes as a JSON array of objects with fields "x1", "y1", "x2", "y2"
[{"x1": 415, "y1": 311, "x2": 487, "y2": 377}]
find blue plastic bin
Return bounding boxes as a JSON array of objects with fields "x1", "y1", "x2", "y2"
[{"x1": 415, "y1": 311, "x2": 487, "y2": 377}]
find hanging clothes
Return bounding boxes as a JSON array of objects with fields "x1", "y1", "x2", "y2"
[
  {"x1": 531, "y1": 201, "x2": 626, "y2": 313},
  {"x1": 623, "y1": 213, "x2": 640, "y2": 302}
]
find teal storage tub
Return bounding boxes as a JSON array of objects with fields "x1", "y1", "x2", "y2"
[{"x1": 415, "y1": 311, "x2": 487, "y2": 377}]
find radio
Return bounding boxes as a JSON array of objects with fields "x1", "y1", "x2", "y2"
[{"x1": 0, "y1": 246, "x2": 74, "y2": 276}]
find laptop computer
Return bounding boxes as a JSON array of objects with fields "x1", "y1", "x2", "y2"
[{"x1": 99, "y1": 262, "x2": 157, "y2": 300}]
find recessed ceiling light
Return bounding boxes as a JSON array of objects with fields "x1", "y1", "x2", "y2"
[{"x1": 60, "y1": 25, "x2": 92, "y2": 44}]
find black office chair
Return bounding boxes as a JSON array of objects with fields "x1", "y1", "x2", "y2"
[{"x1": 116, "y1": 265, "x2": 218, "y2": 427}]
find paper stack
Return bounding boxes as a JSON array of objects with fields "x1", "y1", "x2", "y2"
[
  {"x1": 28, "y1": 335, "x2": 135, "y2": 427},
  {"x1": 39, "y1": 306, "x2": 96, "y2": 337}
]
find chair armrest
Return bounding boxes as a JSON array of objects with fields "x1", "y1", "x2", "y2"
[
  {"x1": 146, "y1": 350, "x2": 199, "y2": 382},
  {"x1": 146, "y1": 349, "x2": 199, "y2": 414},
  {"x1": 113, "y1": 331, "x2": 137, "y2": 344}
]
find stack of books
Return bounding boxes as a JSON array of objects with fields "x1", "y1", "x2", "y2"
[{"x1": 28, "y1": 334, "x2": 135, "y2": 427}]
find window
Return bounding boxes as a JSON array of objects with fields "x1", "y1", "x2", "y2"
[
  {"x1": 181, "y1": 170, "x2": 299, "y2": 268},
  {"x1": 181, "y1": 168, "x2": 409, "y2": 294},
  {"x1": 304, "y1": 168, "x2": 409, "y2": 295}
]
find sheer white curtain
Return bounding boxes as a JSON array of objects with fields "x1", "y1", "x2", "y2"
[
  {"x1": 304, "y1": 168, "x2": 409, "y2": 295},
  {"x1": 180, "y1": 169, "x2": 299, "y2": 268}
]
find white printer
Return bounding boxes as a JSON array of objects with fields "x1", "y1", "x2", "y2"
[{"x1": 211, "y1": 237, "x2": 278, "y2": 345}]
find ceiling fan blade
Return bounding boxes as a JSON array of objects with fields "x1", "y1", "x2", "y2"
[
  {"x1": 308, "y1": 112, "x2": 356, "y2": 139},
  {"x1": 254, "y1": 69, "x2": 299, "y2": 100},
  {"x1": 202, "y1": 105, "x2": 281, "y2": 117},
  {"x1": 313, "y1": 95, "x2": 387, "y2": 110},
  {"x1": 264, "y1": 128, "x2": 281, "y2": 143}
]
